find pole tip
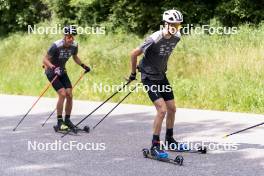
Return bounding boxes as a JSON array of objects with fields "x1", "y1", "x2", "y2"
[{"x1": 222, "y1": 135, "x2": 228, "y2": 138}]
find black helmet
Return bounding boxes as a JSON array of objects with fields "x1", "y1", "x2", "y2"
[{"x1": 64, "y1": 25, "x2": 77, "y2": 35}]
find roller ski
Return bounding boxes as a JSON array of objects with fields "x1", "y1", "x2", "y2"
[
  {"x1": 54, "y1": 125, "x2": 90, "y2": 135},
  {"x1": 165, "y1": 137, "x2": 207, "y2": 154},
  {"x1": 142, "y1": 147, "x2": 184, "y2": 166},
  {"x1": 142, "y1": 141, "x2": 184, "y2": 166},
  {"x1": 54, "y1": 119, "x2": 90, "y2": 134}
]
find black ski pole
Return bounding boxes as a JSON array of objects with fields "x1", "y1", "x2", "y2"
[
  {"x1": 61, "y1": 80, "x2": 133, "y2": 137},
  {"x1": 92, "y1": 85, "x2": 137, "y2": 130},
  {"x1": 223, "y1": 122, "x2": 264, "y2": 138},
  {"x1": 41, "y1": 71, "x2": 86, "y2": 127}
]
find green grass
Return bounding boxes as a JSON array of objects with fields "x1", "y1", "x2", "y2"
[{"x1": 0, "y1": 23, "x2": 263, "y2": 114}]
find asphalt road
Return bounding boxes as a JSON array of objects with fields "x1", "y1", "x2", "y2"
[{"x1": 0, "y1": 94, "x2": 263, "y2": 176}]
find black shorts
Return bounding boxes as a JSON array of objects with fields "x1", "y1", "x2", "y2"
[
  {"x1": 45, "y1": 70, "x2": 72, "y2": 92},
  {"x1": 142, "y1": 77, "x2": 174, "y2": 102}
]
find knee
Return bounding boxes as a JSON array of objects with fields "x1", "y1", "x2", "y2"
[
  {"x1": 167, "y1": 105, "x2": 176, "y2": 114},
  {"x1": 66, "y1": 92, "x2": 72, "y2": 99},
  {"x1": 58, "y1": 90, "x2": 66, "y2": 99},
  {"x1": 157, "y1": 106, "x2": 167, "y2": 117}
]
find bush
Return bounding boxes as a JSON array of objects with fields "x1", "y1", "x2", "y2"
[
  {"x1": 1, "y1": 0, "x2": 263, "y2": 35},
  {"x1": 216, "y1": 0, "x2": 264, "y2": 26},
  {"x1": 0, "y1": 0, "x2": 50, "y2": 35}
]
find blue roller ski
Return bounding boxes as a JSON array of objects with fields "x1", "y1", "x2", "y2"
[{"x1": 142, "y1": 148, "x2": 184, "y2": 166}]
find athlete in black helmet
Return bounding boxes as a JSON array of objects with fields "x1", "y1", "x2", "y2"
[{"x1": 43, "y1": 25, "x2": 90, "y2": 132}]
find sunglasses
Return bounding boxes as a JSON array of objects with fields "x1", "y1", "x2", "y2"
[
  {"x1": 65, "y1": 35, "x2": 74, "y2": 40},
  {"x1": 169, "y1": 23, "x2": 182, "y2": 30}
]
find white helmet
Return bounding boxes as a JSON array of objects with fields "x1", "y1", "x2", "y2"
[{"x1": 163, "y1": 9, "x2": 183, "y2": 23}]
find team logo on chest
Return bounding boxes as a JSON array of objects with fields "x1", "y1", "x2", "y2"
[
  {"x1": 159, "y1": 42, "x2": 176, "y2": 56},
  {"x1": 59, "y1": 49, "x2": 72, "y2": 60}
]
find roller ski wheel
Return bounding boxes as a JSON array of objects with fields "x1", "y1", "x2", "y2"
[
  {"x1": 174, "y1": 155, "x2": 184, "y2": 165},
  {"x1": 142, "y1": 148, "x2": 150, "y2": 158},
  {"x1": 83, "y1": 125, "x2": 90, "y2": 133},
  {"x1": 53, "y1": 125, "x2": 59, "y2": 132},
  {"x1": 197, "y1": 146, "x2": 207, "y2": 154}
]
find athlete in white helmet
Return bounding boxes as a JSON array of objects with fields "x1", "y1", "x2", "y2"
[
  {"x1": 163, "y1": 9, "x2": 183, "y2": 35},
  {"x1": 128, "y1": 10, "x2": 186, "y2": 158}
]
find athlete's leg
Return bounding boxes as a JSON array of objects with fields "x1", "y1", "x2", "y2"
[
  {"x1": 65, "y1": 88, "x2": 73, "y2": 116},
  {"x1": 153, "y1": 98, "x2": 167, "y2": 136},
  {"x1": 56, "y1": 88, "x2": 66, "y2": 118},
  {"x1": 165, "y1": 99, "x2": 176, "y2": 131}
]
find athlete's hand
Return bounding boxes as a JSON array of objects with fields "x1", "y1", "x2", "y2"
[
  {"x1": 128, "y1": 72, "x2": 136, "y2": 81},
  {"x1": 81, "y1": 64, "x2": 91, "y2": 73},
  {"x1": 49, "y1": 64, "x2": 56, "y2": 70},
  {"x1": 53, "y1": 67, "x2": 64, "y2": 76}
]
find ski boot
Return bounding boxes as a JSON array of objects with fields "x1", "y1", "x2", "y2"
[
  {"x1": 151, "y1": 141, "x2": 169, "y2": 159},
  {"x1": 64, "y1": 119, "x2": 78, "y2": 134},
  {"x1": 165, "y1": 136, "x2": 190, "y2": 151},
  {"x1": 54, "y1": 122, "x2": 69, "y2": 132}
]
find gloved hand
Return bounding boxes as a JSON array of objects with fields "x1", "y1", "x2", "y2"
[
  {"x1": 53, "y1": 67, "x2": 64, "y2": 76},
  {"x1": 81, "y1": 64, "x2": 91, "y2": 73},
  {"x1": 129, "y1": 72, "x2": 136, "y2": 81}
]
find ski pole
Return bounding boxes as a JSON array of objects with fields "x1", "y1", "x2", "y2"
[
  {"x1": 223, "y1": 122, "x2": 264, "y2": 138},
  {"x1": 92, "y1": 85, "x2": 137, "y2": 130},
  {"x1": 61, "y1": 80, "x2": 133, "y2": 137},
  {"x1": 13, "y1": 75, "x2": 58, "y2": 131},
  {"x1": 41, "y1": 71, "x2": 86, "y2": 127}
]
